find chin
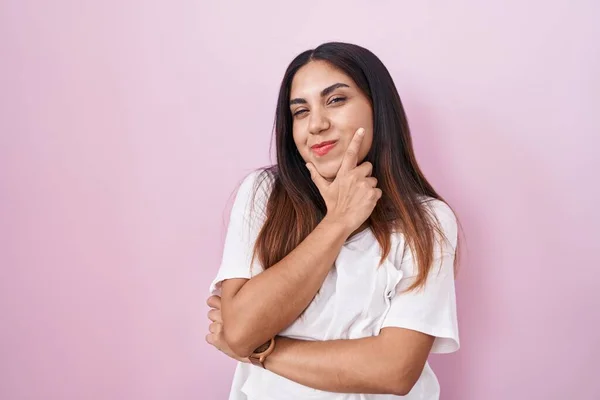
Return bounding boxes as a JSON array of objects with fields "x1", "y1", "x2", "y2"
[{"x1": 313, "y1": 160, "x2": 341, "y2": 180}]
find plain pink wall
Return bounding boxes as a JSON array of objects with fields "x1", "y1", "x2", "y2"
[{"x1": 1, "y1": 1, "x2": 599, "y2": 399}]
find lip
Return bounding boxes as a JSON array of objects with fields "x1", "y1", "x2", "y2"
[{"x1": 311, "y1": 140, "x2": 338, "y2": 156}]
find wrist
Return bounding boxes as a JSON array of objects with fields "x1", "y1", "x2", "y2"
[
  {"x1": 248, "y1": 337, "x2": 276, "y2": 369},
  {"x1": 263, "y1": 336, "x2": 286, "y2": 370},
  {"x1": 320, "y1": 215, "x2": 353, "y2": 240}
]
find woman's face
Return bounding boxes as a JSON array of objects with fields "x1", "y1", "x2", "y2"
[{"x1": 290, "y1": 60, "x2": 374, "y2": 181}]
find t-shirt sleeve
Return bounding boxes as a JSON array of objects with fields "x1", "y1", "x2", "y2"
[
  {"x1": 208, "y1": 170, "x2": 270, "y2": 296},
  {"x1": 380, "y1": 199, "x2": 460, "y2": 354}
]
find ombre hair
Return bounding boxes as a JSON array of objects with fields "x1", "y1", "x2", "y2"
[{"x1": 250, "y1": 42, "x2": 460, "y2": 292}]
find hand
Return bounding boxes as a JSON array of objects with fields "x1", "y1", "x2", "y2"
[
  {"x1": 306, "y1": 127, "x2": 382, "y2": 234},
  {"x1": 205, "y1": 295, "x2": 249, "y2": 363}
]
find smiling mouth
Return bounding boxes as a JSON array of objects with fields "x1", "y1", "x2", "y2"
[{"x1": 311, "y1": 140, "x2": 338, "y2": 156}]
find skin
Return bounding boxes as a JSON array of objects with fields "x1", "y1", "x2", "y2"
[
  {"x1": 205, "y1": 61, "x2": 435, "y2": 396},
  {"x1": 290, "y1": 60, "x2": 374, "y2": 181}
]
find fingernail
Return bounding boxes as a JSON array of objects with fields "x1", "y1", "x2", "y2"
[{"x1": 358, "y1": 128, "x2": 365, "y2": 136}]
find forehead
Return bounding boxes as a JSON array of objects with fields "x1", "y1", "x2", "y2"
[{"x1": 290, "y1": 60, "x2": 353, "y2": 97}]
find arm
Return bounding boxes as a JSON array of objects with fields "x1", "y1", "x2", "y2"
[
  {"x1": 221, "y1": 216, "x2": 350, "y2": 357},
  {"x1": 221, "y1": 128, "x2": 379, "y2": 357},
  {"x1": 256, "y1": 212, "x2": 460, "y2": 395},
  {"x1": 264, "y1": 327, "x2": 434, "y2": 396}
]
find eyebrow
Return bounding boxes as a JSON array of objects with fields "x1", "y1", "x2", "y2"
[{"x1": 290, "y1": 83, "x2": 350, "y2": 106}]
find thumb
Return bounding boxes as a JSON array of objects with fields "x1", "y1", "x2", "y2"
[{"x1": 306, "y1": 163, "x2": 328, "y2": 191}]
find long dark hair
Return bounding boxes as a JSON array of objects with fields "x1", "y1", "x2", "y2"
[{"x1": 252, "y1": 42, "x2": 459, "y2": 291}]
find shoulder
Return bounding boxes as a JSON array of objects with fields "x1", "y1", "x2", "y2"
[
  {"x1": 420, "y1": 197, "x2": 457, "y2": 224},
  {"x1": 232, "y1": 167, "x2": 276, "y2": 217},
  {"x1": 234, "y1": 167, "x2": 274, "y2": 197},
  {"x1": 419, "y1": 196, "x2": 458, "y2": 250}
]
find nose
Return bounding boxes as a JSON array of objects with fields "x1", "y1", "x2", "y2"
[{"x1": 307, "y1": 108, "x2": 330, "y2": 135}]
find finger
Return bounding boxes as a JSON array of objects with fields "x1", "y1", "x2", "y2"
[
  {"x1": 208, "y1": 308, "x2": 222, "y2": 323},
  {"x1": 206, "y1": 295, "x2": 221, "y2": 309},
  {"x1": 354, "y1": 161, "x2": 373, "y2": 178},
  {"x1": 339, "y1": 128, "x2": 365, "y2": 174},
  {"x1": 374, "y1": 188, "x2": 383, "y2": 200},
  {"x1": 209, "y1": 322, "x2": 222, "y2": 333},
  {"x1": 306, "y1": 162, "x2": 329, "y2": 192},
  {"x1": 205, "y1": 333, "x2": 215, "y2": 345},
  {"x1": 365, "y1": 177, "x2": 378, "y2": 188}
]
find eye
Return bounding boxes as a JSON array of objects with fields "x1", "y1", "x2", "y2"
[
  {"x1": 328, "y1": 96, "x2": 347, "y2": 105},
  {"x1": 293, "y1": 109, "x2": 308, "y2": 117}
]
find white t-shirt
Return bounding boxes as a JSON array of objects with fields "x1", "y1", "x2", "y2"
[{"x1": 209, "y1": 170, "x2": 459, "y2": 400}]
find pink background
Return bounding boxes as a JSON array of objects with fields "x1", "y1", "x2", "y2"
[{"x1": 1, "y1": 1, "x2": 599, "y2": 399}]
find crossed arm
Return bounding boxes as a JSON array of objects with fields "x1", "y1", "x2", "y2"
[
  {"x1": 257, "y1": 326, "x2": 433, "y2": 396},
  {"x1": 206, "y1": 289, "x2": 434, "y2": 396},
  {"x1": 206, "y1": 217, "x2": 436, "y2": 395},
  {"x1": 205, "y1": 210, "x2": 439, "y2": 396}
]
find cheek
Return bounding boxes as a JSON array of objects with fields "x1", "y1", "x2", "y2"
[
  {"x1": 292, "y1": 131, "x2": 309, "y2": 158},
  {"x1": 344, "y1": 96, "x2": 370, "y2": 116},
  {"x1": 292, "y1": 127, "x2": 301, "y2": 147}
]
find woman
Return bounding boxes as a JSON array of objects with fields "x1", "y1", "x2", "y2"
[{"x1": 205, "y1": 42, "x2": 461, "y2": 400}]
